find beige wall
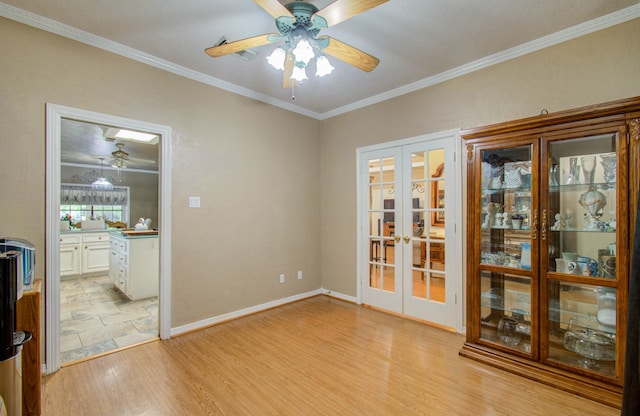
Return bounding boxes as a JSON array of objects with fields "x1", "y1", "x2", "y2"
[
  {"x1": 319, "y1": 19, "x2": 640, "y2": 296},
  {"x1": 0, "y1": 17, "x2": 321, "y2": 327}
]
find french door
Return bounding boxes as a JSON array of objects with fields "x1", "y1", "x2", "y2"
[{"x1": 359, "y1": 134, "x2": 459, "y2": 329}]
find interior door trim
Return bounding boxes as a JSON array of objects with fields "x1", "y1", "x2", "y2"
[
  {"x1": 356, "y1": 128, "x2": 464, "y2": 333},
  {"x1": 45, "y1": 103, "x2": 172, "y2": 373}
]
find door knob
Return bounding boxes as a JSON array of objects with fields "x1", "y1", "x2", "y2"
[
  {"x1": 403, "y1": 236, "x2": 411, "y2": 244},
  {"x1": 394, "y1": 235, "x2": 401, "y2": 243}
]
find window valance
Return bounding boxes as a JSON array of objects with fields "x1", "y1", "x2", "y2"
[{"x1": 61, "y1": 184, "x2": 128, "y2": 205}]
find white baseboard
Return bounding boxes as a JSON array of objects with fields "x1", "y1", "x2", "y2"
[
  {"x1": 170, "y1": 289, "x2": 323, "y2": 337},
  {"x1": 320, "y1": 288, "x2": 357, "y2": 303}
]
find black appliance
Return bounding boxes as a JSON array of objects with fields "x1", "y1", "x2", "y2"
[{"x1": 0, "y1": 251, "x2": 32, "y2": 416}]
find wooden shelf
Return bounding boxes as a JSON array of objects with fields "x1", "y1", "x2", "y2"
[{"x1": 17, "y1": 279, "x2": 41, "y2": 416}]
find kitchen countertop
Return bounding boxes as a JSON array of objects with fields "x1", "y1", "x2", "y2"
[
  {"x1": 60, "y1": 228, "x2": 119, "y2": 233},
  {"x1": 61, "y1": 228, "x2": 159, "y2": 238},
  {"x1": 111, "y1": 230, "x2": 159, "y2": 239}
]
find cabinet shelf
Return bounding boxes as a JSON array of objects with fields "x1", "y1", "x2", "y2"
[
  {"x1": 549, "y1": 228, "x2": 616, "y2": 233},
  {"x1": 549, "y1": 183, "x2": 615, "y2": 193},
  {"x1": 481, "y1": 186, "x2": 532, "y2": 194}
]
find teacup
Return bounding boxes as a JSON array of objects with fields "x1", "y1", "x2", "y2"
[{"x1": 576, "y1": 261, "x2": 590, "y2": 276}]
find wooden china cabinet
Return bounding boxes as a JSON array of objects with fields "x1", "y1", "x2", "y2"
[{"x1": 460, "y1": 96, "x2": 640, "y2": 408}]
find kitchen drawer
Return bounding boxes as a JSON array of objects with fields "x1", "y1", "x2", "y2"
[
  {"x1": 60, "y1": 234, "x2": 81, "y2": 245},
  {"x1": 83, "y1": 233, "x2": 109, "y2": 243},
  {"x1": 111, "y1": 239, "x2": 119, "y2": 250},
  {"x1": 117, "y1": 274, "x2": 127, "y2": 293},
  {"x1": 117, "y1": 239, "x2": 128, "y2": 252},
  {"x1": 118, "y1": 252, "x2": 128, "y2": 266}
]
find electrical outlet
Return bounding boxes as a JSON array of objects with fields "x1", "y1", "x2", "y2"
[
  {"x1": 279, "y1": 273, "x2": 285, "y2": 283},
  {"x1": 297, "y1": 270, "x2": 303, "y2": 280}
]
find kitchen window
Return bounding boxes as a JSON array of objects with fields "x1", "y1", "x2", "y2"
[{"x1": 60, "y1": 184, "x2": 129, "y2": 225}]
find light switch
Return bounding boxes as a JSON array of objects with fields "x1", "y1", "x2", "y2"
[{"x1": 189, "y1": 196, "x2": 200, "y2": 208}]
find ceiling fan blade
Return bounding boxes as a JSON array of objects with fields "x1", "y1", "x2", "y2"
[
  {"x1": 205, "y1": 34, "x2": 278, "y2": 57},
  {"x1": 253, "y1": 0, "x2": 293, "y2": 19},
  {"x1": 314, "y1": 0, "x2": 389, "y2": 27},
  {"x1": 321, "y1": 36, "x2": 379, "y2": 72},
  {"x1": 282, "y1": 52, "x2": 296, "y2": 89}
]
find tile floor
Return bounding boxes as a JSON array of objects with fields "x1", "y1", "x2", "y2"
[{"x1": 60, "y1": 274, "x2": 158, "y2": 363}]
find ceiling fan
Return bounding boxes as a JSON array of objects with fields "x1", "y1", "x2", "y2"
[
  {"x1": 205, "y1": 0, "x2": 389, "y2": 88},
  {"x1": 104, "y1": 142, "x2": 156, "y2": 169},
  {"x1": 110, "y1": 142, "x2": 129, "y2": 169}
]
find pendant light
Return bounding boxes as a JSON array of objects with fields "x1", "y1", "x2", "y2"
[{"x1": 91, "y1": 157, "x2": 113, "y2": 190}]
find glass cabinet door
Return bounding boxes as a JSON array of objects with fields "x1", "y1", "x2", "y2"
[
  {"x1": 544, "y1": 132, "x2": 622, "y2": 378},
  {"x1": 477, "y1": 143, "x2": 536, "y2": 354},
  {"x1": 479, "y1": 145, "x2": 534, "y2": 270}
]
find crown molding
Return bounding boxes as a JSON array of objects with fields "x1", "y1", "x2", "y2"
[
  {"x1": 320, "y1": 4, "x2": 640, "y2": 120},
  {"x1": 0, "y1": 2, "x2": 322, "y2": 120},
  {"x1": 2, "y1": 2, "x2": 639, "y2": 121}
]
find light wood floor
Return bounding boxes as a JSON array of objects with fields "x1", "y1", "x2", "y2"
[{"x1": 42, "y1": 296, "x2": 618, "y2": 415}]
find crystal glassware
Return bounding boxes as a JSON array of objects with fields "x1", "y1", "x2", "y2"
[
  {"x1": 566, "y1": 157, "x2": 580, "y2": 185},
  {"x1": 563, "y1": 316, "x2": 615, "y2": 370},
  {"x1": 600, "y1": 153, "x2": 616, "y2": 184},
  {"x1": 498, "y1": 317, "x2": 521, "y2": 346},
  {"x1": 580, "y1": 155, "x2": 596, "y2": 184}
]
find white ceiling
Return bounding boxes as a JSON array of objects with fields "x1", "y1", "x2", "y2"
[
  {"x1": 60, "y1": 118, "x2": 159, "y2": 171},
  {"x1": 2, "y1": 0, "x2": 639, "y2": 120}
]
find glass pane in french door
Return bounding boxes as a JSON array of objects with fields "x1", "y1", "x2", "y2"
[
  {"x1": 368, "y1": 157, "x2": 396, "y2": 292},
  {"x1": 410, "y1": 149, "x2": 446, "y2": 302}
]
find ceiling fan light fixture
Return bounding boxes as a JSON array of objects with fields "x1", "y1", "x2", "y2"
[
  {"x1": 291, "y1": 65, "x2": 308, "y2": 82},
  {"x1": 315, "y1": 55, "x2": 334, "y2": 77},
  {"x1": 111, "y1": 158, "x2": 127, "y2": 169},
  {"x1": 266, "y1": 47, "x2": 286, "y2": 70},
  {"x1": 292, "y1": 38, "x2": 314, "y2": 65}
]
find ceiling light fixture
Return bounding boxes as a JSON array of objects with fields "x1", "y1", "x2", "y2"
[
  {"x1": 91, "y1": 158, "x2": 113, "y2": 190},
  {"x1": 266, "y1": 30, "x2": 334, "y2": 83},
  {"x1": 264, "y1": 2, "x2": 337, "y2": 86}
]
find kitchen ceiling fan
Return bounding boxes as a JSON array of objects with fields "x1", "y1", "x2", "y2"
[
  {"x1": 104, "y1": 142, "x2": 156, "y2": 169},
  {"x1": 110, "y1": 142, "x2": 129, "y2": 168},
  {"x1": 205, "y1": 0, "x2": 389, "y2": 88}
]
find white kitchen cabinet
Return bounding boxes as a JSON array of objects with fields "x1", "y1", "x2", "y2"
[
  {"x1": 81, "y1": 232, "x2": 110, "y2": 274},
  {"x1": 59, "y1": 234, "x2": 81, "y2": 277},
  {"x1": 110, "y1": 234, "x2": 159, "y2": 300},
  {"x1": 60, "y1": 231, "x2": 110, "y2": 277}
]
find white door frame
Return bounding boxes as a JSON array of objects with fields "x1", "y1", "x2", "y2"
[
  {"x1": 45, "y1": 103, "x2": 172, "y2": 374},
  {"x1": 356, "y1": 129, "x2": 464, "y2": 333}
]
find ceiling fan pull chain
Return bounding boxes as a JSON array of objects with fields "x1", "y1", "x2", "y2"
[{"x1": 291, "y1": 83, "x2": 295, "y2": 101}]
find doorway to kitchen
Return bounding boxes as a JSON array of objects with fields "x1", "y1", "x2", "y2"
[
  {"x1": 45, "y1": 104, "x2": 172, "y2": 374},
  {"x1": 357, "y1": 130, "x2": 462, "y2": 330}
]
